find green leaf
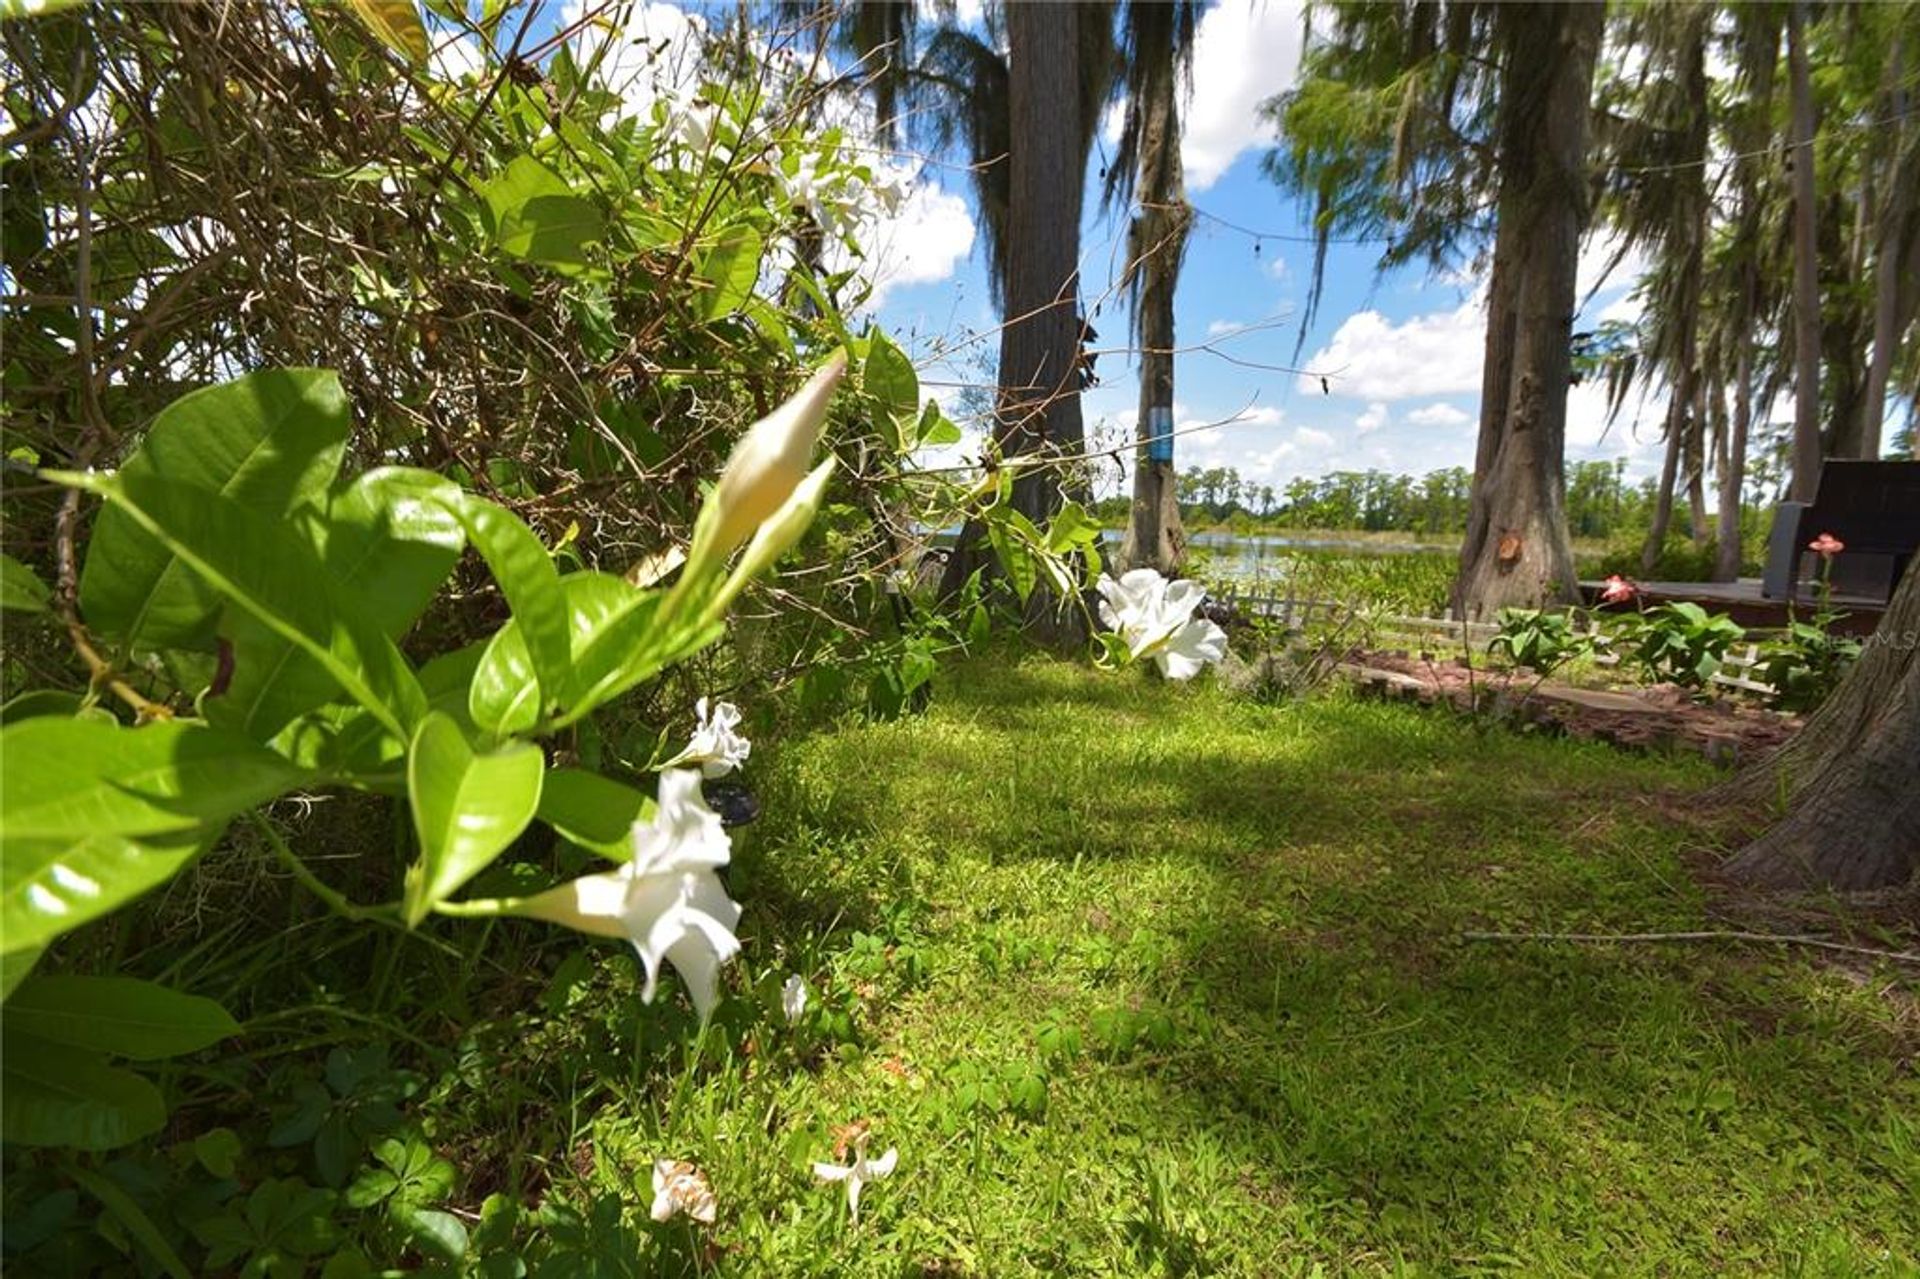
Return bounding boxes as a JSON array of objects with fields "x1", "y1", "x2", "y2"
[
  {"x1": 402, "y1": 712, "x2": 544, "y2": 925},
  {"x1": 0, "y1": 690, "x2": 85, "y2": 725},
  {"x1": 0, "y1": 717, "x2": 311, "y2": 840},
  {"x1": 863, "y1": 331, "x2": 918, "y2": 452},
  {"x1": 68, "y1": 1165, "x2": 194, "y2": 1279},
  {"x1": 481, "y1": 156, "x2": 603, "y2": 267},
  {"x1": 2, "y1": 830, "x2": 210, "y2": 956},
  {"x1": 2, "y1": 945, "x2": 42, "y2": 999},
  {"x1": 397, "y1": 1207, "x2": 469, "y2": 1263},
  {"x1": 468, "y1": 572, "x2": 711, "y2": 736},
  {"x1": 987, "y1": 515, "x2": 1038, "y2": 604},
  {"x1": 0, "y1": 1031, "x2": 166, "y2": 1149},
  {"x1": 1, "y1": 553, "x2": 50, "y2": 613},
  {"x1": 537, "y1": 768, "x2": 651, "y2": 861},
  {"x1": 916, "y1": 401, "x2": 962, "y2": 448},
  {"x1": 344, "y1": 0, "x2": 430, "y2": 62},
  {"x1": 79, "y1": 370, "x2": 351, "y2": 649},
  {"x1": 439, "y1": 495, "x2": 571, "y2": 725},
  {"x1": 4, "y1": 976, "x2": 239, "y2": 1060},
  {"x1": 193, "y1": 1126, "x2": 244, "y2": 1178},
  {"x1": 69, "y1": 470, "x2": 426, "y2": 739},
  {"x1": 696, "y1": 223, "x2": 763, "y2": 322},
  {"x1": 210, "y1": 468, "x2": 464, "y2": 741}
]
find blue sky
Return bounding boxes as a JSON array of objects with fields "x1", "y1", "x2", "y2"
[
  {"x1": 530, "y1": 0, "x2": 1667, "y2": 498},
  {"x1": 867, "y1": 0, "x2": 1664, "y2": 499}
]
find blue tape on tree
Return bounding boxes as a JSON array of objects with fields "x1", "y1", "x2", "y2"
[{"x1": 1147, "y1": 405, "x2": 1174, "y2": 463}]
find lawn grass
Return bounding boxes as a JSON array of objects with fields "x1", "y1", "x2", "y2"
[
  {"x1": 697, "y1": 657, "x2": 1915, "y2": 1276},
  {"x1": 12, "y1": 656, "x2": 1914, "y2": 1277}
]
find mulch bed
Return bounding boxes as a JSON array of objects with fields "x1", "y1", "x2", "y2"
[{"x1": 1342, "y1": 651, "x2": 1804, "y2": 766}]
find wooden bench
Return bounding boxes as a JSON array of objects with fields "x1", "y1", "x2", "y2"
[{"x1": 1761, "y1": 460, "x2": 1920, "y2": 604}]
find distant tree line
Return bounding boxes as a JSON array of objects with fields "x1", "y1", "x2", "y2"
[{"x1": 1095, "y1": 459, "x2": 1693, "y2": 540}]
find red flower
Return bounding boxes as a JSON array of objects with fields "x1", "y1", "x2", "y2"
[
  {"x1": 1600, "y1": 574, "x2": 1637, "y2": 604},
  {"x1": 1807, "y1": 531, "x2": 1845, "y2": 559}
]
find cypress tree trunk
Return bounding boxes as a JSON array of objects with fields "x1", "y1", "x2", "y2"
[
  {"x1": 1641, "y1": 395, "x2": 1684, "y2": 573},
  {"x1": 1723, "y1": 563, "x2": 1920, "y2": 889},
  {"x1": 1786, "y1": 0, "x2": 1823, "y2": 501},
  {"x1": 1860, "y1": 31, "x2": 1914, "y2": 460},
  {"x1": 1452, "y1": 3, "x2": 1601, "y2": 620},
  {"x1": 939, "y1": 3, "x2": 1091, "y2": 608},
  {"x1": 1119, "y1": 60, "x2": 1189, "y2": 576}
]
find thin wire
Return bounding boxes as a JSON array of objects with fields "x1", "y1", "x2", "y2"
[{"x1": 1614, "y1": 103, "x2": 1920, "y2": 175}]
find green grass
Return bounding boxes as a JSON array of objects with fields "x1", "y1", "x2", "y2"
[{"x1": 10, "y1": 658, "x2": 1916, "y2": 1277}]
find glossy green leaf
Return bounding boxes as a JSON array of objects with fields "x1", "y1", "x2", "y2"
[
  {"x1": 1, "y1": 553, "x2": 50, "y2": 613},
  {"x1": 79, "y1": 370, "x2": 351, "y2": 649},
  {"x1": 402, "y1": 712, "x2": 543, "y2": 925},
  {"x1": 439, "y1": 494, "x2": 570, "y2": 724},
  {"x1": 537, "y1": 768, "x2": 652, "y2": 861},
  {"x1": 480, "y1": 156, "x2": 603, "y2": 267},
  {"x1": 0, "y1": 717, "x2": 311, "y2": 840},
  {"x1": 5, "y1": 976, "x2": 239, "y2": 1060},
  {"x1": 210, "y1": 468, "x2": 464, "y2": 741},
  {"x1": 863, "y1": 331, "x2": 918, "y2": 452},
  {"x1": 0, "y1": 690, "x2": 85, "y2": 725},
  {"x1": 1, "y1": 1032, "x2": 166, "y2": 1150},
  {"x1": 2, "y1": 946, "x2": 42, "y2": 1000},
  {"x1": 2, "y1": 830, "x2": 211, "y2": 955},
  {"x1": 697, "y1": 223, "x2": 763, "y2": 321},
  {"x1": 67, "y1": 470, "x2": 426, "y2": 739}
]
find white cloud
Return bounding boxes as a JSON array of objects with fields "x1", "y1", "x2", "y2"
[
  {"x1": 1239, "y1": 405, "x2": 1285, "y2": 427},
  {"x1": 1205, "y1": 318, "x2": 1240, "y2": 338},
  {"x1": 1264, "y1": 253, "x2": 1288, "y2": 280},
  {"x1": 1182, "y1": 1, "x2": 1306, "y2": 190},
  {"x1": 1407, "y1": 402, "x2": 1471, "y2": 429},
  {"x1": 857, "y1": 177, "x2": 976, "y2": 308},
  {"x1": 1293, "y1": 426, "x2": 1334, "y2": 452},
  {"x1": 1298, "y1": 294, "x2": 1486, "y2": 400},
  {"x1": 1355, "y1": 402, "x2": 1390, "y2": 435}
]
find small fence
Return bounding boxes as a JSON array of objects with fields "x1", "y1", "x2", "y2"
[{"x1": 1218, "y1": 589, "x2": 1779, "y2": 698}]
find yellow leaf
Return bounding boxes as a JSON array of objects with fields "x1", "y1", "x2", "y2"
[{"x1": 343, "y1": 0, "x2": 430, "y2": 63}]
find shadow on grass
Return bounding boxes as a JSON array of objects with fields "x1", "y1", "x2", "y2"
[{"x1": 766, "y1": 658, "x2": 1916, "y2": 1268}]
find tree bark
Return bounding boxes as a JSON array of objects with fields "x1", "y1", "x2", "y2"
[
  {"x1": 1722, "y1": 561, "x2": 1920, "y2": 889},
  {"x1": 1786, "y1": 0, "x2": 1823, "y2": 501},
  {"x1": 1860, "y1": 31, "x2": 1913, "y2": 461},
  {"x1": 1452, "y1": 3, "x2": 1601, "y2": 620},
  {"x1": 1714, "y1": 341, "x2": 1752, "y2": 582},
  {"x1": 1641, "y1": 400, "x2": 1683, "y2": 573},
  {"x1": 939, "y1": 2, "x2": 1092, "y2": 607},
  {"x1": 1119, "y1": 58, "x2": 1189, "y2": 576}
]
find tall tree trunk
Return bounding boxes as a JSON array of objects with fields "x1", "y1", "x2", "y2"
[
  {"x1": 1860, "y1": 32, "x2": 1913, "y2": 460},
  {"x1": 1452, "y1": 3, "x2": 1602, "y2": 620},
  {"x1": 1641, "y1": 398, "x2": 1684, "y2": 573},
  {"x1": 1722, "y1": 562, "x2": 1920, "y2": 889},
  {"x1": 1714, "y1": 336, "x2": 1753, "y2": 582},
  {"x1": 939, "y1": 3, "x2": 1091, "y2": 605},
  {"x1": 1685, "y1": 377, "x2": 1709, "y2": 544},
  {"x1": 1786, "y1": 0, "x2": 1823, "y2": 501},
  {"x1": 1120, "y1": 61, "x2": 1189, "y2": 575}
]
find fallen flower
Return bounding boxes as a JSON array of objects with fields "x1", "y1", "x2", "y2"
[
  {"x1": 1807, "y1": 531, "x2": 1845, "y2": 559},
  {"x1": 1599, "y1": 574, "x2": 1637, "y2": 604},
  {"x1": 812, "y1": 1133, "x2": 897, "y2": 1223},
  {"x1": 514, "y1": 769, "x2": 740, "y2": 1018},
  {"x1": 651, "y1": 1160, "x2": 717, "y2": 1224},
  {"x1": 782, "y1": 974, "x2": 808, "y2": 1024}
]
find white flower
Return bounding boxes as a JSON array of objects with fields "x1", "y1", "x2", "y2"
[
  {"x1": 781, "y1": 974, "x2": 808, "y2": 1024},
  {"x1": 1095, "y1": 569, "x2": 1228, "y2": 681},
  {"x1": 701, "y1": 354, "x2": 845, "y2": 564},
  {"x1": 812, "y1": 1135, "x2": 897, "y2": 1223},
  {"x1": 674, "y1": 101, "x2": 719, "y2": 154},
  {"x1": 650, "y1": 1159, "x2": 717, "y2": 1224},
  {"x1": 681, "y1": 697, "x2": 750, "y2": 778},
  {"x1": 515, "y1": 770, "x2": 740, "y2": 1018}
]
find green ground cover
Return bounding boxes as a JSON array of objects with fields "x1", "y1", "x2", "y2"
[{"x1": 10, "y1": 659, "x2": 1915, "y2": 1276}]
